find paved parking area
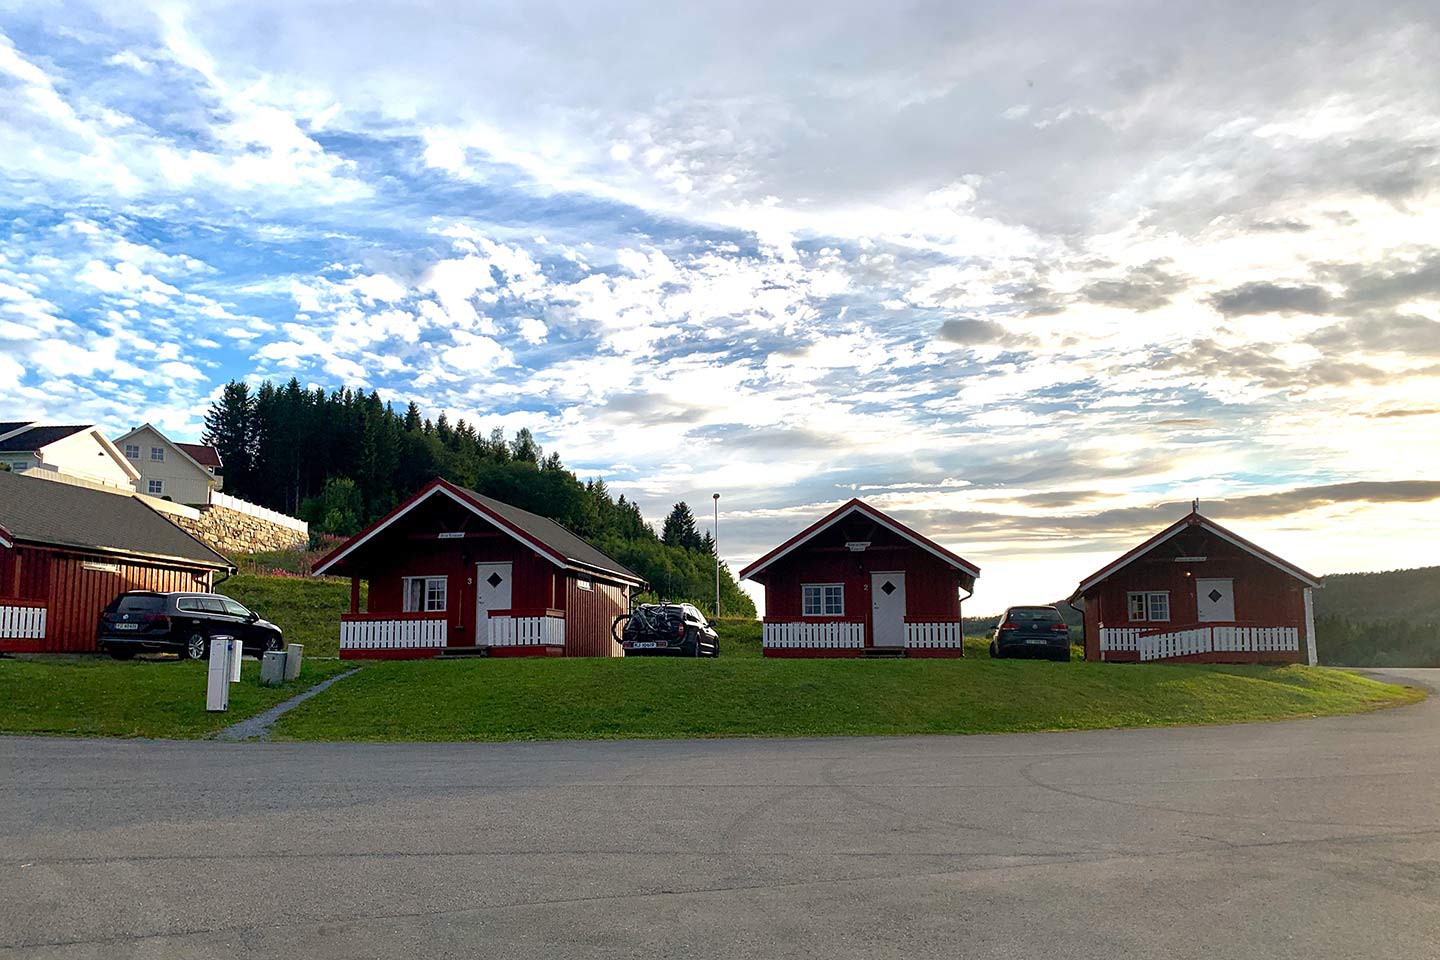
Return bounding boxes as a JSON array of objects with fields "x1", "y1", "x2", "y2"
[{"x1": 1, "y1": 669, "x2": 1436, "y2": 959}]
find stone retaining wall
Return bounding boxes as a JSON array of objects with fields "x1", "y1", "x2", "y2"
[{"x1": 173, "y1": 502, "x2": 309, "y2": 556}]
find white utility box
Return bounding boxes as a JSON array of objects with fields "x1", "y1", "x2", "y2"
[
  {"x1": 261, "y1": 650, "x2": 287, "y2": 686},
  {"x1": 284, "y1": 643, "x2": 303, "y2": 681},
  {"x1": 206, "y1": 635, "x2": 239, "y2": 711}
]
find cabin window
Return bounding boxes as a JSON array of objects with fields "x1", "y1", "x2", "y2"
[
  {"x1": 576, "y1": 576, "x2": 593, "y2": 591},
  {"x1": 150, "y1": 447, "x2": 165, "y2": 462},
  {"x1": 124, "y1": 443, "x2": 140, "y2": 460},
  {"x1": 802, "y1": 583, "x2": 844, "y2": 617},
  {"x1": 1127, "y1": 591, "x2": 1170, "y2": 622},
  {"x1": 147, "y1": 479, "x2": 164, "y2": 495},
  {"x1": 403, "y1": 576, "x2": 447, "y2": 613}
]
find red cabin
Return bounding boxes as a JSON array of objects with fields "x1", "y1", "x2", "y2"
[
  {"x1": 1069, "y1": 506, "x2": 1320, "y2": 664},
  {"x1": 739, "y1": 499, "x2": 980, "y2": 657},
  {"x1": 0, "y1": 471, "x2": 231, "y2": 653},
  {"x1": 313, "y1": 478, "x2": 644, "y2": 659}
]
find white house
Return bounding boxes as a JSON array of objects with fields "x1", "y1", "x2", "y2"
[
  {"x1": 112, "y1": 423, "x2": 224, "y2": 505},
  {"x1": 0, "y1": 422, "x2": 139, "y2": 490}
]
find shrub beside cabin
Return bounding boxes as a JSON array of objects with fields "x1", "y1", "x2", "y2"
[
  {"x1": 313, "y1": 478, "x2": 644, "y2": 658},
  {"x1": 1070, "y1": 506, "x2": 1320, "y2": 664},
  {"x1": 0, "y1": 471, "x2": 232, "y2": 653},
  {"x1": 740, "y1": 499, "x2": 980, "y2": 657}
]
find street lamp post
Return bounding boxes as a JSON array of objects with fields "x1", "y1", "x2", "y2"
[{"x1": 713, "y1": 493, "x2": 720, "y2": 619}]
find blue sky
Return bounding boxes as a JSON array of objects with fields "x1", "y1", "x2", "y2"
[{"x1": 2, "y1": 1, "x2": 1439, "y2": 611}]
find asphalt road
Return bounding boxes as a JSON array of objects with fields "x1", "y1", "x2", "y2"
[{"x1": 2, "y1": 668, "x2": 1437, "y2": 960}]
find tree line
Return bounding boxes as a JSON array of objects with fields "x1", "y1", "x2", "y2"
[{"x1": 202, "y1": 379, "x2": 754, "y2": 618}]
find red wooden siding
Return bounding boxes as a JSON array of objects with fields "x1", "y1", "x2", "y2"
[
  {"x1": 563, "y1": 574, "x2": 626, "y2": 657},
  {"x1": 0, "y1": 543, "x2": 212, "y2": 653},
  {"x1": 757, "y1": 520, "x2": 964, "y2": 641}
]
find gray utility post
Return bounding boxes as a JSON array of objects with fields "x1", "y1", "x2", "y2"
[{"x1": 713, "y1": 493, "x2": 720, "y2": 619}]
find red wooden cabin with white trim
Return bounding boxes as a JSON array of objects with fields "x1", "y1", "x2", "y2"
[
  {"x1": 313, "y1": 478, "x2": 644, "y2": 659},
  {"x1": 739, "y1": 499, "x2": 980, "y2": 658},
  {"x1": 1069, "y1": 506, "x2": 1321, "y2": 664}
]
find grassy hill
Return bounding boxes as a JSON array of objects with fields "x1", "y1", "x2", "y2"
[
  {"x1": 217, "y1": 573, "x2": 359, "y2": 657},
  {"x1": 1312, "y1": 565, "x2": 1440, "y2": 667}
]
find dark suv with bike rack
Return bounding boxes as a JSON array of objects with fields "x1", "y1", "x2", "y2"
[
  {"x1": 98, "y1": 591, "x2": 285, "y2": 660},
  {"x1": 613, "y1": 603, "x2": 720, "y2": 657}
]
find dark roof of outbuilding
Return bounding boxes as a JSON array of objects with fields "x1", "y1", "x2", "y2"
[
  {"x1": 0, "y1": 424, "x2": 90, "y2": 452},
  {"x1": 175, "y1": 442, "x2": 223, "y2": 467},
  {"x1": 0, "y1": 471, "x2": 231, "y2": 569},
  {"x1": 0, "y1": 421, "x2": 31, "y2": 436},
  {"x1": 312, "y1": 477, "x2": 643, "y2": 585}
]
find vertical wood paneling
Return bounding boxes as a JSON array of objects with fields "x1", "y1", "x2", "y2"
[{"x1": 563, "y1": 575, "x2": 625, "y2": 657}]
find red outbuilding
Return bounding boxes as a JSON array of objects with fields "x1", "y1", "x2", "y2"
[
  {"x1": 1069, "y1": 505, "x2": 1321, "y2": 664},
  {"x1": 313, "y1": 478, "x2": 644, "y2": 659},
  {"x1": 0, "y1": 471, "x2": 232, "y2": 653},
  {"x1": 739, "y1": 498, "x2": 980, "y2": 657}
]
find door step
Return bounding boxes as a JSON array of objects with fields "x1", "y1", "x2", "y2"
[
  {"x1": 861, "y1": 647, "x2": 907, "y2": 659},
  {"x1": 437, "y1": 646, "x2": 491, "y2": 658}
]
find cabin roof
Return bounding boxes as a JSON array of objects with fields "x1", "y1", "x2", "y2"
[
  {"x1": 0, "y1": 471, "x2": 231, "y2": 569},
  {"x1": 311, "y1": 477, "x2": 645, "y2": 586},
  {"x1": 1074, "y1": 508, "x2": 1321, "y2": 594},
  {"x1": 738, "y1": 498, "x2": 981, "y2": 582}
]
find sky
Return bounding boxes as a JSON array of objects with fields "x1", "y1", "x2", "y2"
[{"x1": 1, "y1": 1, "x2": 1438, "y2": 614}]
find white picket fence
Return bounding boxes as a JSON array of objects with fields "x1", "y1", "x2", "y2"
[
  {"x1": 488, "y1": 614, "x2": 566, "y2": 648},
  {"x1": 340, "y1": 616, "x2": 447, "y2": 653},
  {"x1": 763, "y1": 621, "x2": 865, "y2": 650},
  {"x1": 0, "y1": 601, "x2": 46, "y2": 640},
  {"x1": 208, "y1": 491, "x2": 310, "y2": 534},
  {"x1": 1098, "y1": 627, "x2": 1142, "y2": 653},
  {"x1": 903, "y1": 621, "x2": 964, "y2": 649},
  {"x1": 1132, "y1": 624, "x2": 1300, "y2": 662}
]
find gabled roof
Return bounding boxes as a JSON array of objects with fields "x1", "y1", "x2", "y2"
[
  {"x1": 0, "y1": 424, "x2": 89, "y2": 452},
  {"x1": 176, "y1": 442, "x2": 222, "y2": 468},
  {"x1": 312, "y1": 477, "x2": 645, "y2": 586},
  {"x1": 0, "y1": 471, "x2": 231, "y2": 570},
  {"x1": 0, "y1": 422, "x2": 33, "y2": 441},
  {"x1": 1074, "y1": 508, "x2": 1321, "y2": 594},
  {"x1": 738, "y1": 498, "x2": 981, "y2": 582},
  {"x1": 114, "y1": 423, "x2": 221, "y2": 476}
]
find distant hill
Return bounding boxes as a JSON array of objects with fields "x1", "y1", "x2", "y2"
[{"x1": 1314, "y1": 566, "x2": 1440, "y2": 622}]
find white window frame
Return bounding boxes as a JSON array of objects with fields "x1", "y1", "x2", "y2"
[
  {"x1": 402, "y1": 575, "x2": 447, "y2": 613},
  {"x1": 150, "y1": 446, "x2": 165, "y2": 462},
  {"x1": 124, "y1": 443, "x2": 140, "y2": 460},
  {"x1": 1127, "y1": 591, "x2": 1170, "y2": 623},
  {"x1": 147, "y1": 479, "x2": 164, "y2": 495},
  {"x1": 802, "y1": 583, "x2": 844, "y2": 617},
  {"x1": 576, "y1": 575, "x2": 593, "y2": 591}
]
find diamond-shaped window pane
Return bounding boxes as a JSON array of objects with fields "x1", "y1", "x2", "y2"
[
  {"x1": 487, "y1": 572, "x2": 504, "y2": 588},
  {"x1": 881, "y1": 581, "x2": 897, "y2": 595}
]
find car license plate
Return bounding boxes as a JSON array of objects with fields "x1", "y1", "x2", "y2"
[
  {"x1": 1026, "y1": 637, "x2": 1045, "y2": 645},
  {"x1": 114, "y1": 623, "x2": 139, "y2": 631},
  {"x1": 630, "y1": 642, "x2": 658, "y2": 649}
]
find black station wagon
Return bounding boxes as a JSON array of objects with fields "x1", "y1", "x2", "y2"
[{"x1": 98, "y1": 591, "x2": 285, "y2": 660}]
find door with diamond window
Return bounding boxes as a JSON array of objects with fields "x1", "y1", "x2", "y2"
[
  {"x1": 1195, "y1": 578, "x2": 1235, "y2": 622},
  {"x1": 475, "y1": 562, "x2": 513, "y2": 644},
  {"x1": 870, "y1": 571, "x2": 906, "y2": 647}
]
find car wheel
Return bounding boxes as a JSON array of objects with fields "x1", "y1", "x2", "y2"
[
  {"x1": 185, "y1": 632, "x2": 209, "y2": 661},
  {"x1": 989, "y1": 642, "x2": 1001, "y2": 659},
  {"x1": 1053, "y1": 649, "x2": 1071, "y2": 663},
  {"x1": 108, "y1": 648, "x2": 136, "y2": 661}
]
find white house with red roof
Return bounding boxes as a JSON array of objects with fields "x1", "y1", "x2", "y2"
[{"x1": 112, "y1": 423, "x2": 224, "y2": 505}]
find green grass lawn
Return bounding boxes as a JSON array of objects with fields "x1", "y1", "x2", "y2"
[
  {"x1": 0, "y1": 656, "x2": 352, "y2": 739},
  {"x1": 217, "y1": 573, "x2": 360, "y2": 658},
  {"x1": 271, "y1": 654, "x2": 1421, "y2": 743}
]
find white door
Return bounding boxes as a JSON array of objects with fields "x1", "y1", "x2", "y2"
[
  {"x1": 1196, "y1": 578, "x2": 1235, "y2": 622},
  {"x1": 870, "y1": 572, "x2": 906, "y2": 647},
  {"x1": 475, "y1": 562, "x2": 513, "y2": 642}
]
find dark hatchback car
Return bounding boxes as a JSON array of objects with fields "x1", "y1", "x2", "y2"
[
  {"x1": 990, "y1": 605, "x2": 1072, "y2": 661},
  {"x1": 615, "y1": 603, "x2": 720, "y2": 657},
  {"x1": 98, "y1": 591, "x2": 285, "y2": 660}
]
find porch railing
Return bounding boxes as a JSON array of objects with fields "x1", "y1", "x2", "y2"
[
  {"x1": 762, "y1": 619, "x2": 865, "y2": 650},
  {"x1": 340, "y1": 612, "x2": 448, "y2": 653},
  {"x1": 903, "y1": 620, "x2": 964, "y2": 650},
  {"x1": 1116, "y1": 623, "x2": 1301, "y2": 662},
  {"x1": 0, "y1": 598, "x2": 46, "y2": 640},
  {"x1": 487, "y1": 609, "x2": 566, "y2": 648}
]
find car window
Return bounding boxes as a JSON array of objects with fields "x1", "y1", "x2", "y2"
[
  {"x1": 221, "y1": 598, "x2": 251, "y2": 618},
  {"x1": 116, "y1": 595, "x2": 165, "y2": 613},
  {"x1": 1009, "y1": 607, "x2": 1063, "y2": 622},
  {"x1": 196, "y1": 598, "x2": 228, "y2": 614},
  {"x1": 175, "y1": 597, "x2": 204, "y2": 613}
]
